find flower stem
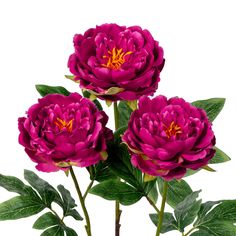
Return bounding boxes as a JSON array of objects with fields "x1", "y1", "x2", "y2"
[
  {"x1": 69, "y1": 167, "x2": 92, "y2": 236},
  {"x1": 114, "y1": 101, "x2": 122, "y2": 236},
  {"x1": 83, "y1": 179, "x2": 95, "y2": 200},
  {"x1": 156, "y1": 181, "x2": 168, "y2": 236},
  {"x1": 114, "y1": 101, "x2": 120, "y2": 130},
  {"x1": 146, "y1": 196, "x2": 160, "y2": 214},
  {"x1": 49, "y1": 207, "x2": 65, "y2": 226}
]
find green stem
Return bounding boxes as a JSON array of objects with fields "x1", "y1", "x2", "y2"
[
  {"x1": 114, "y1": 101, "x2": 119, "y2": 130},
  {"x1": 146, "y1": 196, "x2": 160, "y2": 214},
  {"x1": 156, "y1": 181, "x2": 168, "y2": 236},
  {"x1": 69, "y1": 167, "x2": 92, "y2": 236},
  {"x1": 49, "y1": 207, "x2": 65, "y2": 226},
  {"x1": 89, "y1": 166, "x2": 95, "y2": 179},
  {"x1": 114, "y1": 101, "x2": 122, "y2": 236},
  {"x1": 83, "y1": 179, "x2": 95, "y2": 200}
]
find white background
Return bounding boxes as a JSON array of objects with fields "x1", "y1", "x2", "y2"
[{"x1": 0, "y1": 0, "x2": 236, "y2": 235}]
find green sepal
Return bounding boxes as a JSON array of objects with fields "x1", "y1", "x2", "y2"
[
  {"x1": 82, "y1": 90, "x2": 103, "y2": 110},
  {"x1": 65, "y1": 75, "x2": 77, "y2": 82},
  {"x1": 202, "y1": 165, "x2": 216, "y2": 172},
  {"x1": 127, "y1": 100, "x2": 137, "y2": 111}
]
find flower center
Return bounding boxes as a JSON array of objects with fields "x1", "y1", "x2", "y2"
[
  {"x1": 164, "y1": 121, "x2": 182, "y2": 138},
  {"x1": 54, "y1": 118, "x2": 73, "y2": 132},
  {"x1": 102, "y1": 48, "x2": 132, "y2": 70}
]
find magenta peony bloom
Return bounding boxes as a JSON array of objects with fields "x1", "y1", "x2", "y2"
[
  {"x1": 122, "y1": 96, "x2": 216, "y2": 180},
  {"x1": 68, "y1": 23, "x2": 164, "y2": 101},
  {"x1": 18, "y1": 93, "x2": 113, "y2": 172}
]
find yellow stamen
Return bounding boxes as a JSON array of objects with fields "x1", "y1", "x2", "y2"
[
  {"x1": 102, "y1": 47, "x2": 132, "y2": 70},
  {"x1": 54, "y1": 118, "x2": 73, "y2": 132},
  {"x1": 164, "y1": 121, "x2": 182, "y2": 139}
]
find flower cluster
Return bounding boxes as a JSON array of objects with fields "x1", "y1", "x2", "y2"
[{"x1": 19, "y1": 23, "x2": 215, "y2": 179}]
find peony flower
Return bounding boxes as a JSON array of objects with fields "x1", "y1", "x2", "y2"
[
  {"x1": 122, "y1": 96, "x2": 215, "y2": 180},
  {"x1": 68, "y1": 23, "x2": 164, "y2": 101},
  {"x1": 18, "y1": 93, "x2": 112, "y2": 172}
]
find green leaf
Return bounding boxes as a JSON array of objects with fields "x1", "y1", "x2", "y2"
[
  {"x1": 192, "y1": 98, "x2": 225, "y2": 122},
  {"x1": 36, "y1": 84, "x2": 70, "y2": 97},
  {"x1": 66, "y1": 209, "x2": 83, "y2": 221},
  {"x1": 65, "y1": 227, "x2": 78, "y2": 236},
  {"x1": 57, "y1": 185, "x2": 82, "y2": 221},
  {"x1": 209, "y1": 147, "x2": 231, "y2": 164},
  {"x1": 41, "y1": 226, "x2": 64, "y2": 236},
  {"x1": 185, "y1": 147, "x2": 230, "y2": 178},
  {"x1": 194, "y1": 201, "x2": 221, "y2": 226},
  {"x1": 174, "y1": 191, "x2": 202, "y2": 232},
  {"x1": 190, "y1": 230, "x2": 212, "y2": 236},
  {"x1": 198, "y1": 220, "x2": 236, "y2": 236},
  {"x1": 0, "y1": 174, "x2": 38, "y2": 197},
  {"x1": 201, "y1": 200, "x2": 236, "y2": 222},
  {"x1": 194, "y1": 200, "x2": 236, "y2": 236},
  {"x1": 33, "y1": 212, "x2": 60, "y2": 229},
  {"x1": 82, "y1": 90, "x2": 103, "y2": 111},
  {"x1": 107, "y1": 143, "x2": 143, "y2": 190},
  {"x1": 89, "y1": 180, "x2": 143, "y2": 205},
  {"x1": 24, "y1": 170, "x2": 61, "y2": 207},
  {"x1": 157, "y1": 178, "x2": 193, "y2": 208},
  {"x1": 57, "y1": 185, "x2": 76, "y2": 209},
  {"x1": 118, "y1": 101, "x2": 133, "y2": 127},
  {"x1": 149, "y1": 212, "x2": 178, "y2": 233},
  {"x1": 113, "y1": 125, "x2": 127, "y2": 144},
  {"x1": 93, "y1": 161, "x2": 117, "y2": 182},
  {"x1": 0, "y1": 196, "x2": 45, "y2": 220}
]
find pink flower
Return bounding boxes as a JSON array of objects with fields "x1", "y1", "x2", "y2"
[
  {"x1": 68, "y1": 23, "x2": 164, "y2": 101},
  {"x1": 18, "y1": 93, "x2": 112, "y2": 172},
  {"x1": 122, "y1": 96, "x2": 215, "y2": 180}
]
